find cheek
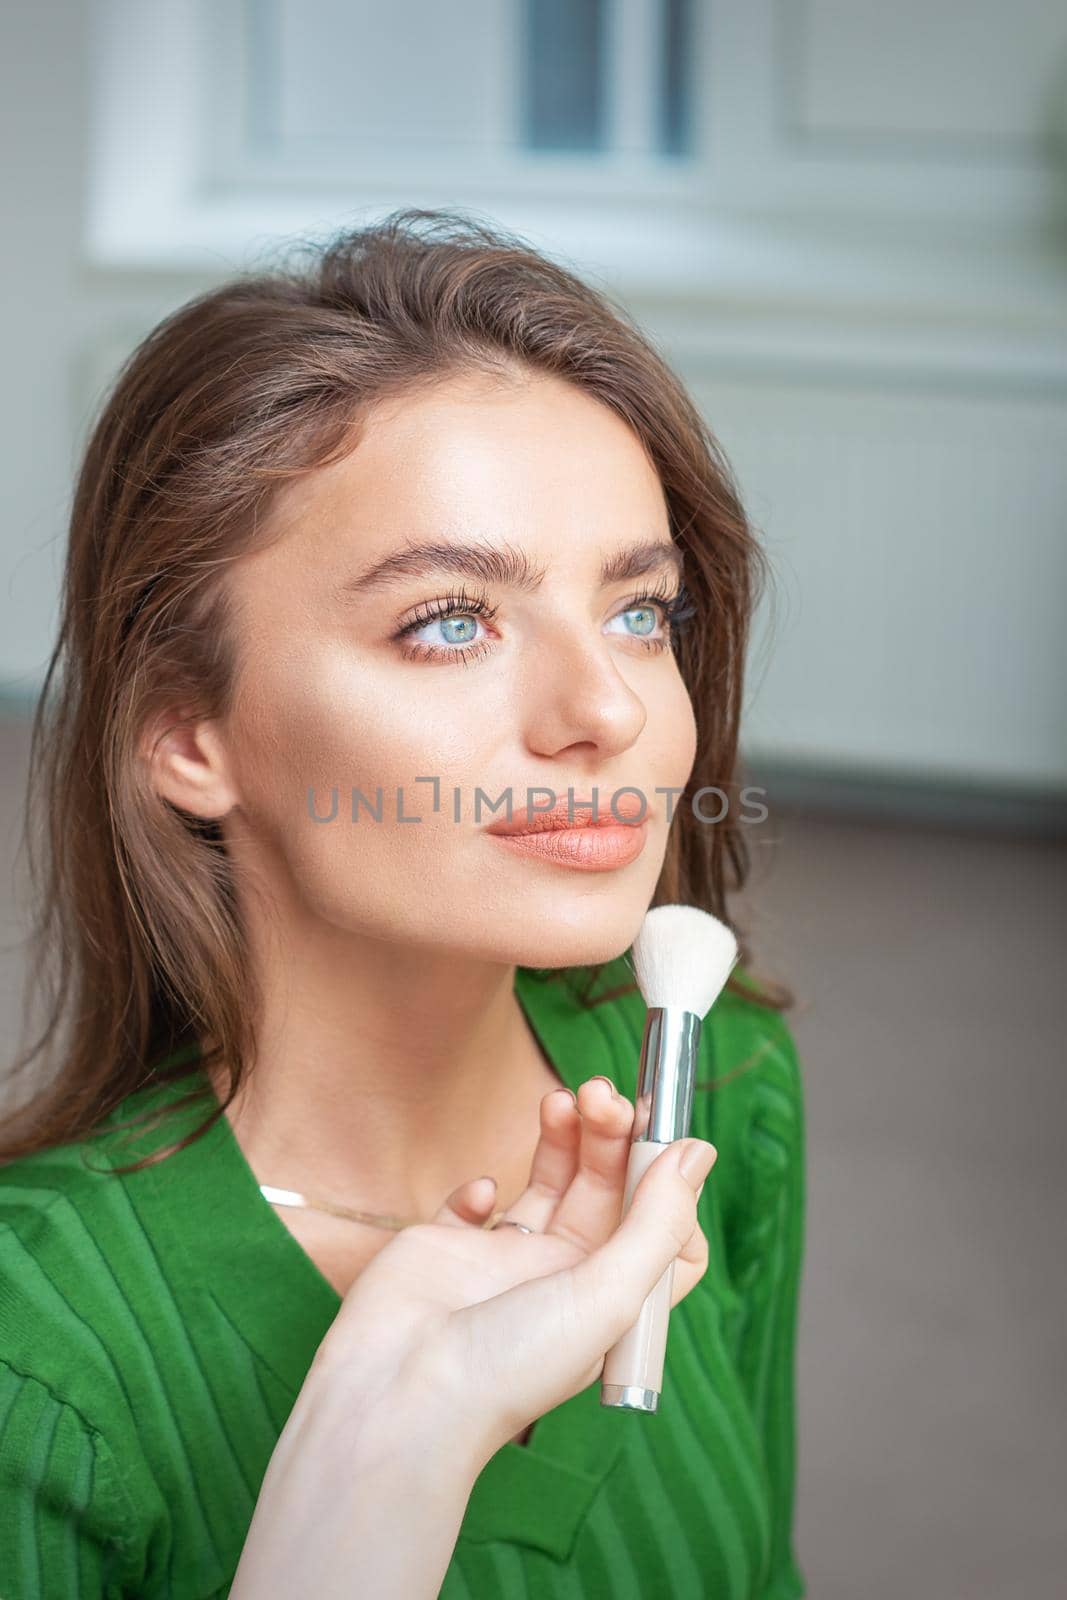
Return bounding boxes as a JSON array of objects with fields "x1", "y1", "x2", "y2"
[
  {"x1": 652, "y1": 671, "x2": 699, "y2": 788},
  {"x1": 225, "y1": 656, "x2": 496, "y2": 920},
  {"x1": 231, "y1": 651, "x2": 489, "y2": 820}
]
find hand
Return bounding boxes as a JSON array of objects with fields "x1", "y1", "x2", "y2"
[{"x1": 311, "y1": 1076, "x2": 718, "y2": 1465}]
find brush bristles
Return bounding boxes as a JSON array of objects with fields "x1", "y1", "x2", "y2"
[{"x1": 628, "y1": 904, "x2": 739, "y2": 1017}]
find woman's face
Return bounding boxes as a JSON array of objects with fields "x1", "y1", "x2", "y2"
[{"x1": 216, "y1": 368, "x2": 698, "y2": 970}]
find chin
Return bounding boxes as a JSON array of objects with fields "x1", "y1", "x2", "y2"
[{"x1": 499, "y1": 895, "x2": 655, "y2": 974}]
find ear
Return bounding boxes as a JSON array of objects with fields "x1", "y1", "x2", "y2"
[{"x1": 143, "y1": 709, "x2": 240, "y2": 821}]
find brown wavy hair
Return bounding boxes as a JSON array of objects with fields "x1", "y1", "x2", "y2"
[{"x1": 4, "y1": 206, "x2": 793, "y2": 1169}]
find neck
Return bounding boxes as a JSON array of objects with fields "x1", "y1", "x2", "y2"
[{"x1": 207, "y1": 912, "x2": 563, "y2": 1222}]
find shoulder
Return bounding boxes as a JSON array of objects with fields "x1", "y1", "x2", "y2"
[
  {"x1": 0, "y1": 1101, "x2": 191, "y2": 1589},
  {"x1": 696, "y1": 972, "x2": 806, "y2": 1268},
  {"x1": 0, "y1": 1079, "x2": 199, "y2": 1429},
  {"x1": 701, "y1": 972, "x2": 805, "y2": 1146},
  {"x1": 0, "y1": 1129, "x2": 126, "y2": 1284},
  {"x1": 0, "y1": 1133, "x2": 125, "y2": 1401}
]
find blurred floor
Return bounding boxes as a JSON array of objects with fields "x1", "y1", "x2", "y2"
[
  {"x1": 735, "y1": 795, "x2": 1067, "y2": 1599},
  {"x1": 2, "y1": 713, "x2": 1065, "y2": 1598}
]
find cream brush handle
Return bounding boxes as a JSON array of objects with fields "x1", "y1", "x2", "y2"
[{"x1": 600, "y1": 1138, "x2": 676, "y2": 1409}]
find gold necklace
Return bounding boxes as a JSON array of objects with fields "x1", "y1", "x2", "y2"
[{"x1": 259, "y1": 1183, "x2": 509, "y2": 1232}]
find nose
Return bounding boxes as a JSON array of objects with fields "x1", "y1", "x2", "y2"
[{"x1": 520, "y1": 629, "x2": 648, "y2": 762}]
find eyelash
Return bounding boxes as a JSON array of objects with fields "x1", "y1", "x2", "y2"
[{"x1": 392, "y1": 579, "x2": 697, "y2": 666}]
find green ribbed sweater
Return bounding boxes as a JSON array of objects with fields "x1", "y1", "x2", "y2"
[{"x1": 0, "y1": 958, "x2": 806, "y2": 1598}]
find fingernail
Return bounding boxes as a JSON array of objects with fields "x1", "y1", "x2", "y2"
[
  {"x1": 590, "y1": 1075, "x2": 618, "y2": 1097},
  {"x1": 679, "y1": 1140, "x2": 717, "y2": 1187}
]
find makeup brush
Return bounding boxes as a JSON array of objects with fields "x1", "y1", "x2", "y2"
[{"x1": 600, "y1": 904, "x2": 739, "y2": 1413}]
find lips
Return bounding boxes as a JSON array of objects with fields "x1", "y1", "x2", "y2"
[{"x1": 485, "y1": 792, "x2": 648, "y2": 836}]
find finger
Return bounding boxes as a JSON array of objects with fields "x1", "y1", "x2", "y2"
[
  {"x1": 677, "y1": 1216, "x2": 710, "y2": 1270},
  {"x1": 548, "y1": 1077, "x2": 635, "y2": 1250},
  {"x1": 492, "y1": 1087, "x2": 582, "y2": 1231},
  {"x1": 669, "y1": 1219, "x2": 710, "y2": 1307},
  {"x1": 431, "y1": 1175, "x2": 498, "y2": 1229},
  {"x1": 569, "y1": 1139, "x2": 717, "y2": 1350}
]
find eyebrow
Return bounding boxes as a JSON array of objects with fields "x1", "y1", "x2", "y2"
[{"x1": 338, "y1": 537, "x2": 685, "y2": 599}]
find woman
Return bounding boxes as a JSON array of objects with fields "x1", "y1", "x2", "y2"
[{"x1": 0, "y1": 209, "x2": 806, "y2": 1598}]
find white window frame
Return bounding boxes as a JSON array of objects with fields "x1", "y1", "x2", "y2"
[{"x1": 85, "y1": 0, "x2": 1065, "y2": 346}]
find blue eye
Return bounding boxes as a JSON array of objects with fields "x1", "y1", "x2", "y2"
[
  {"x1": 426, "y1": 614, "x2": 481, "y2": 647},
  {"x1": 610, "y1": 604, "x2": 659, "y2": 638},
  {"x1": 394, "y1": 589, "x2": 497, "y2": 666}
]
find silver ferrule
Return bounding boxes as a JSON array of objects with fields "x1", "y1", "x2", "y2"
[
  {"x1": 601, "y1": 1385, "x2": 659, "y2": 1412},
  {"x1": 631, "y1": 1006, "x2": 702, "y2": 1144}
]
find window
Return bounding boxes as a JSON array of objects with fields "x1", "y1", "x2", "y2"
[
  {"x1": 521, "y1": 0, "x2": 694, "y2": 159},
  {"x1": 87, "y1": 0, "x2": 1050, "y2": 278}
]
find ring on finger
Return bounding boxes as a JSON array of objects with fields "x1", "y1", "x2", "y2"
[{"x1": 487, "y1": 1212, "x2": 538, "y2": 1234}]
